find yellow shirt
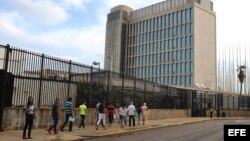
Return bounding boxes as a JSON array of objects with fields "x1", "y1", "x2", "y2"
[{"x1": 79, "y1": 104, "x2": 87, "y2": 115}]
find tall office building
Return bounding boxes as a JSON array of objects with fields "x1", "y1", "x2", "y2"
[{"x1": 104, "y1": 0, "x2": 216, "y2": 90}]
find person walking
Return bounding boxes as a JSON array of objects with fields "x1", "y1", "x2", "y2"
[
  {"x1": 96, "y1": 102, "x2": 104, "y2": 127},
  {"x1": 118, "y1": 103, "x2": 127, "y2": 128},
  {"x1": 23, "y1": 96, "x2": 34, "y2": 139},
  {"x1": 96, "y1": 103, "x2": 106, "y2": 130},
  {"x1": 78, "y1": 101, "x2": 87, "y2": 129},
  {"x1": 60, "y1": 97, "x2": 73, "y2": 132},
  {"x1": 210, "y1": 108, "x2": 213, "y2": 118},
  {"x1": 141, "y1": 103, "x2": 148, "y2": 125},
  {"x1": 127, "y1": 102, "x2": 136, "y2": 127},
  {"x1": 107, "y1": 103, "x2": 115, "y2": 127},
  {"x1": 47, "y1": 98, "x2": 60, "y2": 134},
  {"x1": 136, "y1": 104, "x2": 142, "y2": 126}
]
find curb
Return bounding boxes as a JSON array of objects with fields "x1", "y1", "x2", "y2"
[{"x1": 88, "y1": 119, "x2": 211, "y2": 139}]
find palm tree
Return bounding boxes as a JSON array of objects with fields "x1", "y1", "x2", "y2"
[{"x1": 237, "y1": 65, "x2": 246, "y2": 110}]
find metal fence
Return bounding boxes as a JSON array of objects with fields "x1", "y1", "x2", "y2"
[{"x1": 0, "y1": 44, "x2": 250, "y2": 113}]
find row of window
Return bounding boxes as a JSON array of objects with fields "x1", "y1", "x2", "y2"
[
  {"x1": 140, "y1": 75, "x2": 193, "y2": 86},
  {"x1": 129, "y1": 8, "x2": 193, "y2": 35},
  {"x1": 131, "y1": 0, "x2": 188, "y2": 20},
  {"x1": 129, "y1": 23, "x2": 193, "y2": 45},
  {"x1": 128, "y1": 61, "x2": 193, "y2": 78},
  {"x1": 128, "y1": 36, "x2": 193, "y2": 55},
  {"x1": 128, "y1": 48, "x2": 193, "y2": 66}
]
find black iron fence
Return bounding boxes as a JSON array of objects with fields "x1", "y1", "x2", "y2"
[{"x1": 0, "y1": 44, "x2": 250, "y2": 111}]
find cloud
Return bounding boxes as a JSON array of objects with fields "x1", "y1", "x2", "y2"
[
  {"x1": 0, "y1": 12, "x2": 24, "y2": 36},
  {"x1": 60, "y1": 0, "x2": 90, "y2": 10},
  {"x1": 0, "y1": 0, "x2": 171, "y2": 67},
  {"x1": 10, "y1": 0, "x2": 70, "y2": 26},
  {"x1": 106, "y1": 0, "x2": 165, "y2": 9}
]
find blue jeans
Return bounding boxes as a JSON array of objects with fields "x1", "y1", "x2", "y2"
[
  {"x1": 120, "y1": 115, "x2": 126, "y2": 128},
  {"x1": 61, "y1": 113, "x2": 73, "y2": 131}
]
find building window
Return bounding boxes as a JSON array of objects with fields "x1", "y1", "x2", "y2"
[
  {"x1": 182, "y1": 49, "x2": 185, "y2": 61},
  {"x1": 181, "y1": 10, "x2": 185, "y2": 24},
  {"x1": 189, "y1": 48, "x2": 193, "y2": 60},
  {"x1": 169, "y1": 13, "x2": 172, "y2": 26},
  {"x1": 190, "y1": 61, "x2": 193, "y2": 73},
  {"x1": 190, "y1": 22, "x2": 193, "y2": 34},
  {"x1": 177, "y1": 26, "x2": 181, "y2": 36},
  {"x1": 185, "y1": 24, "x2": 189, "y2": 35},
  {"x1": 173, "y1": 12, "x2": 176, "y2": 25},
  {"x1": 185, "y1": 9, "x2": 190, "y2": 22},
  {"x1": 177, "y1": 11, "x2": 181, "y2": 24},
  {"x1": 181, "y1": 37, "x2": 185, "y2": 48},
  {"x1": 164, "y1": 40, "x2": 167, "y2": 50},
  {"x1": 190, "y1": 8, "x2": 193, "y2": 21},
  {"x1": 185, "y1": 75, "x2": 189, "y2": 86},
  {"x1": 181, "y1": 24, "x2": 185, "y2": 36},
  {"x1": 190, "y1": 35, "x2": 193, "y2": 46}
]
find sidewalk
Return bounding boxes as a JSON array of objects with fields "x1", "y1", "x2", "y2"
[{"x1": 0, "y1": 117, "x2": 211, "y2": 141}]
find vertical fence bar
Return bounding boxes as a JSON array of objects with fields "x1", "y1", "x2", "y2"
[
  {"x1": 38, "y1": 54, "x2": 44, "y2": 108},
  {"x1": 233, "y1": 96, "x2": 235, "y2": 110},
  {"x1": 0, "y1": 44, "x2": 10, "y2": 131}
]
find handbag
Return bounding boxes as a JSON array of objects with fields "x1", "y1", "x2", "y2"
[{"x1": 69, "y1": 116, "x2": 75, "y2": 122}]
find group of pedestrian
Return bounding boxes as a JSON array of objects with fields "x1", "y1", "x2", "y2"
[
  {"x1": 125, "y1": 102, "x2": 149, "y2": 127},
  {"x1": 95, "y1": 101, "x2": 149, "y2": 129},
  {"x1": 22, "y1": 95, "x2": 148, "y2": 139}
]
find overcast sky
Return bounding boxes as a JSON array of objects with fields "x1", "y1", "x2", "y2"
[{"x1": 0, "y1": 0, "x2": 249, "y2": 68}]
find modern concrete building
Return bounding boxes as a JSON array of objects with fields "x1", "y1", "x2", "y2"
[{"x1": 104, "y1": 0, "x2": 216, "y2": 90}]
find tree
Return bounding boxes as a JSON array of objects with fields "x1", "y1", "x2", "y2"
[{"x1": 237, "y1": 65, "x2": 246, "y2": 110}]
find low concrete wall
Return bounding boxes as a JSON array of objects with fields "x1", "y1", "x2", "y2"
[
  {"x1": 147, "y1": 109, "x2": 191, "y2": 120},
  {"x1": 1, "y1": 108, "x2": 191, "y2": 131},
  {"x1": 206, "y1": 110, "x2": 250, "y2": 118}
]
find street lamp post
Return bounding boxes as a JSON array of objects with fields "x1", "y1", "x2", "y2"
[{"x1": 92, "y1": 61, "x2": 100, "y2": 84}]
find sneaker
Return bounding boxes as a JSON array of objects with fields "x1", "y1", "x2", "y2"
[
  {"x1": 54, "y1": 131, "x2": 59, "y2": 134},
  {"x1": 46, "y1": 129, "x2": 51, "y2": 135}
]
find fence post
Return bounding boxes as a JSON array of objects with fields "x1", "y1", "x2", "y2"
[
  {"x1": 38, "y1": 54, "x2": 44, "y2": 108},
  {"x1": 67, "y1": 60, "x2": 72, "y2": 99},
  {"x1": 0, "y1": 44, "x2": 10, "y2": 131},
  {"x1": 121, "y1": 72, "x2": 124, "y2": 104},
  {"x1": 133, "y1": 78, "x2": 136, "y2": 104},
  {"x1": 106, "y1": 70, "x2": 110, "y2": 105},
  {"x1": 89, "y1": 66, "x2": 94, "y2": 125},
  {"x1": 144, "y1": 81, "x2": 146, "y2": 103}
]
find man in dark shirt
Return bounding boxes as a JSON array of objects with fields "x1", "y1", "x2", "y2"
[
  {"x1": 107, "y1": 103, "x2": 115, "y2": 127},
  {"x1": 47, "y1": 98, "x2": 59, "y2": 134}
]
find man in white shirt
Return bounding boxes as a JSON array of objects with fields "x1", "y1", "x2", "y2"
[{"x1": 127, "y1": 102, "x2": 136, "y2": 127}]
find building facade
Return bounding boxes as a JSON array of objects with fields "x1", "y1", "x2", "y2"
[{"x1": 104, "y1": 0, "x2": 216, "y2": 90}]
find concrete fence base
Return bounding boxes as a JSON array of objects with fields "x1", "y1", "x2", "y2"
[
  {"x1": 1, "y1": 107, "x2": 192, "y2": 131},
  {"x1": 3, "y1": 107, "x2": 250, "y2": 131},
  {"x1": 206, "y1": 109, "x2": 250, "y2": 118}
]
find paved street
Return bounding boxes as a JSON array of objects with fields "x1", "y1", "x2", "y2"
[
  {"x1": 88, "y1": 119, "x2": 250, "y2": 141},
  {"x1": 0, "y1": 117, "x2": 211, "y2": 141}
]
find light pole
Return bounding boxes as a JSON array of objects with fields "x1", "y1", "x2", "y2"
[{"x1": 92, "y1": 61, "x2": 100, "y2": 84}]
